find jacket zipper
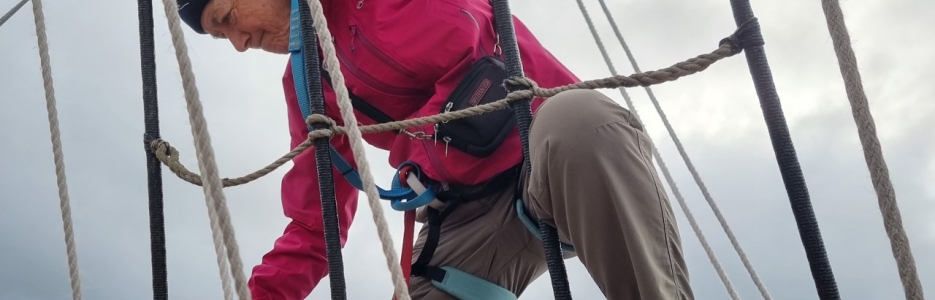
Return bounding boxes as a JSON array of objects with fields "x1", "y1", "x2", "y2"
[
  {"x1": 335, "y1": 48, "x2": 430, "y2": 97},
  {"x1": 459, "y1": 8, "x2": 492, "y2": 57},
  {"x1": 349, "y1": 25, "x2": 419, "y2": 78}
]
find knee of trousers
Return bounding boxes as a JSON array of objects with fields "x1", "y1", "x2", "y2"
[{"x1": 532, "y1": 89, "x2": 642, "y2": 142}]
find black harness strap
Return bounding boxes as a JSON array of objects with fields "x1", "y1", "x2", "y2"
[{"x1": 317, "y1": 64, "x2": 399, "y2": 128}]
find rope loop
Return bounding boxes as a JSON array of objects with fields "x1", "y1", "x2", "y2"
[
  {"x1": 719, "y1": 17, "x2": 764, "y2": 55},
  {"x1": 306, "y1": 113, "x2": 337, "y2": 128},
  {"x1": 305, "y1": 114, "x2": 345, "y2": 140},
  {"x1": 503, "y1": 76, "x2": 538, "y2": 93},
  {"x1": 150, "y1": 138, "x2": 174, "y2": 157}
]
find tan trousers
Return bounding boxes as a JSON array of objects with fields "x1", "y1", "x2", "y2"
[{"x1": 408, "y1": 89, "x2": 694, "y2": 300}]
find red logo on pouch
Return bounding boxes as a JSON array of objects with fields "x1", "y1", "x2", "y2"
[{"x1": 469, "y1": 79, "x2": 492, "y2": 106}]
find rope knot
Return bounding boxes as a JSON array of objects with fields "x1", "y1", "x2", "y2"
[
  {"x1": 502, "y1": 76, "x2": 540, "y2": 100},
  {"x1": 719, "y1": 17, "x2": 765, "y2": 55},
  {"x1": 306, "y1": 114, "x2": 337, "y2": 128},
  {"x1": 503, "y1": 76, "x2": 538, "y2": 92},
  {"x1": 149, "y1": 138, "x2": 174, "y2": 157},
  {"x1": 305, "y1": 114, "x2": 344, "y2": 140}
]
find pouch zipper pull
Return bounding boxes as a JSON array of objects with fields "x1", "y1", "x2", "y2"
[
  {"x1": 433, "y1": 124, "x2": 439, "y2": 146},
  {"x1": 357, "y1": 0, "x2": 364, "y2": 9},
  {"x1": 443, "y1": 136, "x2": 452, "y2": 157},
  {"x1": 442, "y1": 102, "x2": 453, "y2": 123}
]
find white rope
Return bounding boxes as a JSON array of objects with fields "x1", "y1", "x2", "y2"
[
  {"x1": 591, "y1": 1, "x2": 775, "y2": 299},
  {"x1": 819, "y1": 1, "x2": 924, "y2": 299},
  {"x1": 572, "y1": 1, "x2": 741, "y2": 298},
  {"x1": 30, "y1": 1, "x2": 83, "y2": 299},
  {"x1": 305, "y1": 0, "x2": 411, "y2": 298},
  {"x1": 160, "y1": 0, "x2": 250, "y2": 299}
]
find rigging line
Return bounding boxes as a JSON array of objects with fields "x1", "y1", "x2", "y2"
[
  {"x1": 304, "y1": 0, "x2": 411, "y2": 297},
  {"x1": 593, "y1": 0, "x2": 773, "y2": 299},
  {"x1": 819, "y1": 1, "x2": 923, "y2": 299},
  {"x1": 491, "y1": 0, "x2": 572, "y2": 298},
  {"x1": 572, "y1": 0, "x2": 741, "y2": 299},
  {"x1": 0, "y1": 0, "x2": 28, "y2": 28},
  {"x1": 160, "y1": 0, "x2": 250, "y2": 298},
  {"x1": 30, "y1": 0, "x2": 83, "y2": 299},
  {"x1": 296, "y1": 0, "x2": 348, "y2": 297},
  {"x1": 136, "y1": 0, "x2": 169, "y2": 298},
  {"x1": 725, "y1": 0, "x2": 840, "y2": 298}
]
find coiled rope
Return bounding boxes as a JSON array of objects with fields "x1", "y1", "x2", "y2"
[
  {"x1": 819, "y1": 1, "x2": 924, "y2": 299},
  {"x1": 30, "y1": 0, "x2": 83, "y2": 299}
]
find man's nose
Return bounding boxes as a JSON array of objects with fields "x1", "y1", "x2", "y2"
[{"x1": 228, "y1": 31, "x2": 250, "y2": 52}]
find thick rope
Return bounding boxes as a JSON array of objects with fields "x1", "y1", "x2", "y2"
[
  {"x1": 30, "y1": 1, "x2": 82, "y2": 299},
  {"x1": 0, "y1": 0, "x2": 28, "y2": 28},
  {"x1": 572, "y1": 1, "x2": 741, "y2": 298},
  {"x1": 819, "y1": 1, "x2": 924, "y2": 299},
  {"x1": 160, "y1": 0, "x2": 250, "y2": 299},
  {"x1": 593, "y1": 1, "x2": 773, "y2": 298},
  {"x1": 305, "y1": 0, "x2": 410, "y2": 298},
  {"x1": 150, "y1": 40, "x2": 742, "y2": 187}
]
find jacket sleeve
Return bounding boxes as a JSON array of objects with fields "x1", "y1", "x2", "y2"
[{"x1": 248, "y1": 63, "x2": 361, "y2": 300}]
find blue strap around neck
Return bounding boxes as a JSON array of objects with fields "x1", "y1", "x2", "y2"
[{"x1": 287, "y1": 0, "x2": 435, "y2": 210}]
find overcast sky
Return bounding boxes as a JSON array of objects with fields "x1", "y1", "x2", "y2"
[{"x1": 1, "y1": 0, "x2": 932, "y2": 299}]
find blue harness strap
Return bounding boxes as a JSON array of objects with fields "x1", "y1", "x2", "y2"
[
  {"x1": 515, "y1": 199, "x2": 576, "y2": 253},
  {"x1": 288, "y1": 2, "x2": 518, "y2": 299},
  {"x1": 429, "y1": 266, "x2": 517, "y2": 300}
]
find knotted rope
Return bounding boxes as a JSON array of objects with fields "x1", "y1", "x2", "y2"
[
  {"x1": 31, "y1": 0, "x2": 83, "y2": 299},
  {"x1": 820, "y1": 1, "x2": 924, "y2": 299},
  {"x1": 152, "y1": 36, "x2": 747, "y2": 188}
]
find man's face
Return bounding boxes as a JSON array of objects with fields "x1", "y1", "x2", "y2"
[{"x1": 201, "y1": 0, "x2": 291, "y2": 54}]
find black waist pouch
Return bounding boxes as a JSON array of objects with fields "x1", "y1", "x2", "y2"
[{"x1": 435, "y1": 56, "x2": 515, "y2": 158}]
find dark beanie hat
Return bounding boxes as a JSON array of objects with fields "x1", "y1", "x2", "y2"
[{"x1": 177, "y1": 0, "x2": 211, "y2": 34}]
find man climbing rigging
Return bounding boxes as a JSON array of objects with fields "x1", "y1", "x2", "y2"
[{"x1": 177, "y1": 0, "x2": 694, "y2": 299}]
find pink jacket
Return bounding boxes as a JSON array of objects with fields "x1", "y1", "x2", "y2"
[{"x1": 248, "y1": 0, "x2": 579, "y2": 299}]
